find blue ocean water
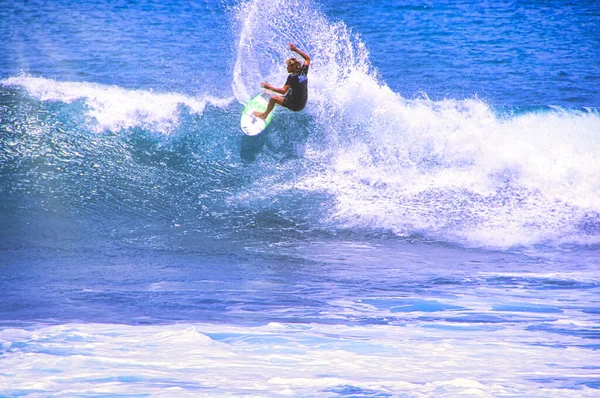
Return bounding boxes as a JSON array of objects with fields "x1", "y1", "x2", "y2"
[{"x1": 1, "y1": 0, "x2": 600, "y2": 396}]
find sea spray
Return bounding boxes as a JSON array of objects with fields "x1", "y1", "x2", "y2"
[{"x1": 231, "y1": 0, "x2": 372, "y2": 109}]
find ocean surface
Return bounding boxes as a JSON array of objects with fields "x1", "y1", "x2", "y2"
[{"x1": 1, "y1": 0, "x2": 600, "y2": 396}]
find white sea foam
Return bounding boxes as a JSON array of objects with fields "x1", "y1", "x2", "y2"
[
  {"x1": 309, "y1": 97, "x2": 600, "y2": 248},
  {"x1": 0, "y1": 322, "x2": 597, "y2": 396},
  {"x1": 1, "y1": 75, "x2": 234, "y2": 134}
]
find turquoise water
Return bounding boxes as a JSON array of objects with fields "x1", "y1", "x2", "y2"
[{"x1": 1, "y1": 0, "x2": 599, "y2": 396}]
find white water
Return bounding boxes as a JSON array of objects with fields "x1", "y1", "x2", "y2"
[
  {"x1": 2, "y1": 76, "x2": 233, "y2": 134},
  {"x1": 298, "y1": 97, "x2": 600, "y2": 248},
  {"x1": 1, "y1": 319, "x2": 598, "y2": 397}
]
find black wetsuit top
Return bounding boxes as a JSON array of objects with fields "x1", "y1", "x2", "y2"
[{"x1": 283, "y1": 64, "x2": 309, "y2": 111}]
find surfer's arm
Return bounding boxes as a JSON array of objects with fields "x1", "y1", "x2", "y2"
[
  {"x1": 289, "y1": 43, "x2": 310, "y2": 66},
  {"x1": 261, "y1": 82, "x2": 290, "y2": 95}
]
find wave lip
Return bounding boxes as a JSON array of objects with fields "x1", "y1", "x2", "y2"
[{"x1": 2, "y1": 75, "x2": 234, "y2": 134}]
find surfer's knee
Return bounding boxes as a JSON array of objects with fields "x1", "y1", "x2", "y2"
[{"x1": 271, "y1": 96, "x2": 284, "y2": 106}]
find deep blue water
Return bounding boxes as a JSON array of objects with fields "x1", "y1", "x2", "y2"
[{"x1": 1, "y1": 0, "x2": 599, "y2": 396}]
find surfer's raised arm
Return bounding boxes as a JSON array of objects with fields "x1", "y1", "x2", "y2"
[{"x1": 289, "y1": 43, "x2": 310, "y2": 66}]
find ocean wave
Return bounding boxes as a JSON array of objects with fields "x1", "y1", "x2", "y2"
[
  {"x1": 1, "y1": 75, "x2": 234, "y2": 134},
  {"x1": 2, "y1": 0, "x2": 600, "y2": 250},
  {"x1": 2, "y1": 79, "x2": 600, "y2": 251}
]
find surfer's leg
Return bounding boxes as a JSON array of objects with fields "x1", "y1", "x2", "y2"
[{"x1": 254, "y1": 96, "x2": 284, "y2": 119}]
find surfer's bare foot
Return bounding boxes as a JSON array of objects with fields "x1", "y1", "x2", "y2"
[{"x1": 253, "y1": 111, "x2": 266, "y2": 120}]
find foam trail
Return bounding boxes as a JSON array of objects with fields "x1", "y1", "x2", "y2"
[{"x1": 2, "y1": 76, "x2": 234, "y2": 134}]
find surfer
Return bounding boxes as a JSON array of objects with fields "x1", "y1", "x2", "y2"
[{"x1": 253, "y1": 43, "x2": 310, "y2": 120}]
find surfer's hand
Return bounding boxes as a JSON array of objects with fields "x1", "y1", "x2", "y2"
[
  {"x1": 260, "y1": 82, "x2": 270, "y2": 90},
  {"x1": 289, "y1": 43, "x2": 298, "y2": 52}
]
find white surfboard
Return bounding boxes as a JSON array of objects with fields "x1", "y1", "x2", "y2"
[{"x1": 240, "y1": 94, "x2": 274, "y2": 136}]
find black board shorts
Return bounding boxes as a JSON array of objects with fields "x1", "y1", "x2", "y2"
[{"x1": 283, "y1": 94, "x2": 306, "y2": 112}]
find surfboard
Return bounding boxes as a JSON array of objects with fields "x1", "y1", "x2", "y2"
[{"x1": 240, "y1": 94, "x2": 274, "y2": 136}]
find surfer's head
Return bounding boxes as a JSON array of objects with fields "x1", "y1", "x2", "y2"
[{"x1": 286, "y1": 58, "x2": 302, "y2": 73}]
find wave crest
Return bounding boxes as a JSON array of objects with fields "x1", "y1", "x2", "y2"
[{"x1": 2, "y1": 75, "x2": 234, "y2": 134}]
